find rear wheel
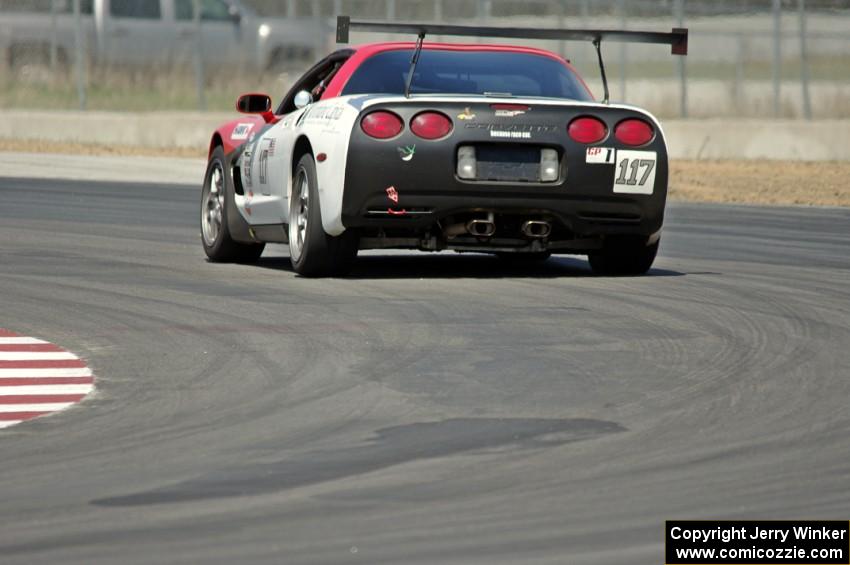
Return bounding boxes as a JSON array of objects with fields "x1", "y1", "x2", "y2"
[
  {"x1": 288, "y1": 155, "x2": 358, "y2": 277},
  {"x1": 588, "y1": 236, "x2": 658, "y2": 276},
  {"x1": 201, "y1": 146, "x2": 265, "y2": 263}
]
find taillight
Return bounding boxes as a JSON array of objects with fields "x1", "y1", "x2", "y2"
[
  {"x1": 567, "y1": 116, "x2": 607, "y2": 144},
  {"x1": 614, "y1": 119, "x2": 654, "y2": 146},
  {"x1": 410, "y1": 111, "x2": 453, "y2": 140},
  {"x1": 360, "y1": 111, "x2": 404, "y2": 139}
]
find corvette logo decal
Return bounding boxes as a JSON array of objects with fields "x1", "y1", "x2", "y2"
[
  {"x1": 457, "y1": 107, "x2": 476, "y2": 120},
  {"x1": 397, "y1": 145, "x2": 416, "y2": 162},
  {"x1": 466, "y1": 123, "x2": 557, "y2": 134},
  {"x1": 386, "y1": 186, "x2": 399, "y2": 204}
]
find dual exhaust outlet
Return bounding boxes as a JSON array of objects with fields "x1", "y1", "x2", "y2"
[{"x1": 453, "y1": 215, "x2": 552, "y2": 239}]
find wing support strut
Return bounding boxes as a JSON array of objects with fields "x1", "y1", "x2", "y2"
[{"x1": 405, "y1": 32, "x2": 426, "y2": 99}]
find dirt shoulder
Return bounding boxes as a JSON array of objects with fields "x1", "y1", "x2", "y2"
[
  {"x1": 1, "y1": 140, "x2": 848, "y2": 207},
  {"x1": 670, "y1": 159, "x2": 850, "y2": 207}
]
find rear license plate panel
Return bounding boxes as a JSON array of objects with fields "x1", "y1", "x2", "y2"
[{"x1": 475, "y1": 145, "x2": 541, "y2": 182}]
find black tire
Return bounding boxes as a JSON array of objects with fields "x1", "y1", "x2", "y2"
[
  {"x1": 496, "y1": 251, "x2": 551, "y2": 263},
  {"x1": 201, "y1": 146, "x2": 265, "y2": 263},
  {"x1": 588, "y1": 236, "x2": 658, "y2": 276},
  {"x1": 288, "y1": 154, "x2": 358, "y2": 277}
]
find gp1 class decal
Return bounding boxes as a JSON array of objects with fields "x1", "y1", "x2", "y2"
[
  {"x1": 613, "y1": 150, "x2": 657, "y2": 195},
  {"x1": 231, "y1": 123, "x2": 254, "y2": 141},
  {"x1": 586, "y1": 147, "x2": 615, "y2": 164}
]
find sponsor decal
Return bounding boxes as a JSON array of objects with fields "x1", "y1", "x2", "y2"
[
  {"x1": 231, "y1": 123, "x2": 254, "y2": 140},
  {"x1": 397, "y1": 145, "x2": 416, "y2": 162},
  {"x1": 258, "y1": 148, "x2": 269, "y2": 185},
  {"x1": 495, "y1": 109, "x2": 526, "y2": 117},
  {"x1": 457, "y1": 107, "x2": 476, "y2": 120},
  {"x1": 490, "y1": 130, "x2": 531, "y2": 139},
  {"x1": 304, "y1": 105, "x2": 345, "y2": 123},
  {"x1": 613, "y1": 150, "x2": 657, "y2": 195},
  {"x1": 385, "y1": 186, "x2": 399, "y2": 204},
  {"x1": 245, "y1": 188, "x2": 254, "y2": 215},
  {"x1": 243, "y1": 148, "x2": 254, "y2": 188},
  {"x1": 586, "y1": 147, "x2": 615, "y2": 164}
]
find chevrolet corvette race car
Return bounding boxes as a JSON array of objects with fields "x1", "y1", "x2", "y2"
[{"x1": 200, "y1": 17, "x2": 688, "y2": 276}]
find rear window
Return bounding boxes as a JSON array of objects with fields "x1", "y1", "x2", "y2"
[{"x1": 342, "y1": 49, "x2": 592, "y2": 101}]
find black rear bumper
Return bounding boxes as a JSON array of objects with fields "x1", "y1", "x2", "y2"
[{"x1": 341, "y1": 100, "x2": 668, "y2": 239}]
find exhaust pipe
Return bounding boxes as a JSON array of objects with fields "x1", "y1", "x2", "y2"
[
  {"x1": 466, "y1": 213, "x2": 496, "y2": 238},
  {"x1": 467, "y1": 220, "x2": 496, "y2": 237},
  {"x1": 521, "y1": 220, "x2": 552, "y2": 238}
]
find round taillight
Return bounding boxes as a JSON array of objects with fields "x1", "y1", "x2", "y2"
[
  {"x1": 360, "y1": 111, "x2": 404, "y2": 139},
  {"x1": 567, "y1": 116, "x2": 608, "y2": 144},
  {"x1": 410, "y1": 111, "x2": 453, "y2": 140},
  {"x1": 614, "y1": 119, "x2": 654, "y2": 146}
]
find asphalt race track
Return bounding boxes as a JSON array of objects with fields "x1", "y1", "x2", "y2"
[{"x1": 1, "y1": 176, "x2": 849, "y2": 564}]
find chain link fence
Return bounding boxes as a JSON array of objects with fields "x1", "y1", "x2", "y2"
[{"x1": 1, "y1": 0, "x2": 848, "y2": 118}]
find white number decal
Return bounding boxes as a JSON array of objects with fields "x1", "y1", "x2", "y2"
[{"x1": 613, "y1": 150, "x2": 657, "y2": 195}]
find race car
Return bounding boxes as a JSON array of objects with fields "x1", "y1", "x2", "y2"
[{"x1": 200, "y1": 17, "x2": 688, "y2": 276}]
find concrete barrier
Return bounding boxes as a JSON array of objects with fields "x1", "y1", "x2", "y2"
[
  {"x1": 1, "y1": 110, "x2": 848, "y2": 161},
  {"x1": 0, "y1": 111, "x2": 229, "y2": 151}
]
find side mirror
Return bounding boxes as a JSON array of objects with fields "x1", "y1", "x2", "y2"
[
  {"x1": 294, "y1": 90, "x2": 313, "y2": 109},
  {"x1": 236, "y1": 93, "x2": 272, "y2": 114}
]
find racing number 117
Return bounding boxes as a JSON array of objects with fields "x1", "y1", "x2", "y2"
[{"x1": 616, "y1": 157, "x2": 655, "y2": 186}]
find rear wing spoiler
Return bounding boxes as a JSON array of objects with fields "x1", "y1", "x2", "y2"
[
  {"x1": 336, "y1": 16, "x2": 688, "y2": 56},
  {"x1": 335, "y1": 16, "x2": 688, "y2": 103}
]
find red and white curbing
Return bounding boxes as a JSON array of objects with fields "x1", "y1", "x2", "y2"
[{"x1": 0, "y1": 329, "x2": 94, "y2": 429}]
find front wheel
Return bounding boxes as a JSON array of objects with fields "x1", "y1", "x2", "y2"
[
  {"x1": 588, "y1": 237, "x2": 658, "y2": 276},
  {"x1": 201, "y1": 146, "x2": 265, "y2": 263},
  {"x1": 288, "y1": 154, "x2": 358, "y2": 277}
]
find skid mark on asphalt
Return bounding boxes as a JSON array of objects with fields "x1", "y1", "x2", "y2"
[
  {"x1": 0, "y1": 329, "x2": 94, "y2": 429},
  {"x1": 93, "y1": 417, "x2": 625, "y2": 506}
]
